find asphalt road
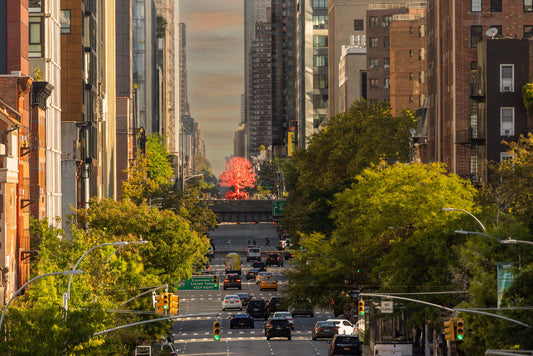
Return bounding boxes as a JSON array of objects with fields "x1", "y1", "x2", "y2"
[{"x1": 170, "y1": 222, "x2": 336, "y2": 356}]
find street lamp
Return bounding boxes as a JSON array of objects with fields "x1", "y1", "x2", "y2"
[
  {"x1": 442, "y1": 207, "x2": 486, "y2": 232},
  {"x1": 66, "y1": 241, "x2": 146, "y2": 310},
  {"x1": 455, "y1": 230, "x2": 533, "y2": 246},
  {"x1": 181, "y1": 174, "x2": 204, "y2": 191},
  {"x1": 0, "y1": 269, "x2": 83, "y2": 333},
  {"x1": 104, "y1": 240, "x2": 149, "y2": 268}
]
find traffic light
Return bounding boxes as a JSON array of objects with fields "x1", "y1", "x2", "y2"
[
  {"x1": 456, "y1": 318, "x2": 464, "y2": 340},
  {"x1": 213, "y1": 321, "x2": 221, "y2": 341},
  {"x1": 213, "y1": 275, "x2": 218, "y2": 288},
  {"x1": 162, "y1": 293, "x2": 170, "y2": 312},
  {"x1": 155, "y1": 294, "x2": 164, "y2": 315},
  {"x1": 358, "y1": 299, "x2": 365, "y2": 316},
  {"x1": 443, "y1": 319, "x2": 455, "y2": 341},
  {"x1": 170, "y1": 294, "x2": 180, "y2": 316}
]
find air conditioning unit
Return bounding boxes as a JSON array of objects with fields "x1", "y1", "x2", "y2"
[
  {"x1": 502, "y1": 85, "x2": 512, "y2": 92},
  {"x1": 503, "y1": 129, "x2": 513, "y2": 135}
]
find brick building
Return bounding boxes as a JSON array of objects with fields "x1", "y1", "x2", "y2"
[{"x1": 427, "y1": 0, "x2": 533, "y2": 180}]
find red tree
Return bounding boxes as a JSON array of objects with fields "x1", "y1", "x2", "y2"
[{"x1": 218, "y1": 157, "x2": 257, "y2": 199}]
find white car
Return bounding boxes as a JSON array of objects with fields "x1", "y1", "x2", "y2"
[
  {"x1": 273, "y1": 311, "x2": 294, "y2": 329},
  {"x1": 255, "y1": 271, "x2": 273, "y2": 284},
  {"x1": 327, "y1": 318, "x2": 356, "y2": 335},
  {"x1": 222, "y1": 295, "x2": 243, "y2": 311},
  {"x1": 246, "y1": 247, "x2": 262, "y2": 261}
]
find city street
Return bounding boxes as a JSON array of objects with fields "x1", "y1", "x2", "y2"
[{"x1": 170, "y1": 222, "x2": 336, "y2": 355}]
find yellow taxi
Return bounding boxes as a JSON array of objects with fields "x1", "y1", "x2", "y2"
[{"x1": 260, "y1": 276, "x2": 278, "y2": 291}]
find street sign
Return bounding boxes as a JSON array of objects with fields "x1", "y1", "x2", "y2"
[
  {"x1": 177, "y1": 276, "x2": 219, "y2": 290},
  {"x1": 272, "y1": 200, "x2": 286, "y2": 216},
  {"x1": 381, "y1": 300, "x2": 393, "y2": 313}
]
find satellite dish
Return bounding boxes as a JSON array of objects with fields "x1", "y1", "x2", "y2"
[{"x1": 486, "y1": 28, "x2": 498, "y2": 39}]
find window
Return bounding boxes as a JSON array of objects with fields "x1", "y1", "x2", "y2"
[
  {"x1": 369, "y1": 37, "x2": 378, "y2": 48},
  {"x1": 29, "y1": 16, "x2": 42, "y2": 55},
  {"x1": 419, "y1": 94, "x2": 426, "y2": 106},
  {"x1": 370, "y1": 58, "x2": 378, "y2": 69},
  {"x1": 313, "y1": 35, "x2": 328, "y2": 47},
  {"x1": 500, "y1": 64, "x2": 514, "y2": 92},
  {"x1": 313, "y1": 15, "x2": 328, "y2": 29},
  {"x1": 313, "y1": 114, "x2": 327, "y2": 129},
  {"x1": 312, "y1": 0, "x2": 327, "y2": 9},
  {"x1": 384, "y1": 78, "x2": 390, "y2": 89},
  {"x1": 472, "y1": 0, "x2": 482, "y2": 11},
  {"x1": 419, "y1": 25, "x2": 426, "y2": 37},
  {"x1": 419, "y1": 48, "x2": 426, "y2": 60},
  {"x1": 369, "y1": 16, "x2": 378, "y2": 28},
  {"x1": 313, "y1": 55, "x2": 327, "y2": 67},
  {"x1": 500, "y1": 107, "x2": 514, "y2": 135},
  {"x1": 370, "y1": 79, "x2": 378, "y2": 89},
  {"x1": 409, "y1": 73, "x2": 414, "y2": 80},
  {"x1": 419, "y1": 71, "x2": 426, "y2": 84},
  {"x1": 471, "y1": 61, "x2": 478, "y2": 70},
  {"x1": 383, "y1": 15, "x2": 392, "y2": 26},
  {"x1": 524, "y1": 25, "x2": 533, "y2": 38},
  {"x1": 409, "y1": 96, "x2": 414, "y2": 103},
  {"x1": 409, "y1": 26, "x2": 413, "y2": 34},
  {"x1": 384, "y1": 57, "x2": 390, "y2": 68},
  {"x1": 471, "y1": 26, "x2": 482, "y2": 48},
  {"x1": 383, "y1": 36, "x2": 390, "y2": 48},
  {"x1": 354, "y1": 19, "x2": 364, "y2": 31},
  {"x1": 526, "y1": 0, "x2": 533, "y2": 12},
  {"x1": 313, "y1": 94, "x2": 328, "y2": 109},
  {"x1": 409, "y1": 50, "x2": 414, "y2": 57},
  {"x1": 500, "y1": 152, "x2": 514, "y2": 162},
  {"x1": 491, "y1": 0, "x2": 502, "y2": 12},
  {"x1": 61, "y1": 9, "x2": 71, "y2": 34},
  {"x1": 313, "y1": 74, "x2": 328, "y2": 89}
]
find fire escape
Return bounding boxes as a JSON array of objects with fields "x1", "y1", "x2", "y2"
[{"x1": 456, "y1": 70, "x2": 486, "y2": 186}]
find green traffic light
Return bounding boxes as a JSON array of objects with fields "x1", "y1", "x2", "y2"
[
  {"x1": 214, "y1": 334, "x2": 220, "y2": 341},
  {"x1": 457, "y1": 334, "x2": 463, "y2": 340},
  {"x1": 359, "y1": 311, "x2": 364, "y2": 316}
]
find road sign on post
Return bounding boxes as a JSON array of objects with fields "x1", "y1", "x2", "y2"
[
  {"x1": 272, "y1": 200, "x2": 286, "y2": 217},
  {"x1": 177, "y1": 276, "x2": 220, "y2": 290}
]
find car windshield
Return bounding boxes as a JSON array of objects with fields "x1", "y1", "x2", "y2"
[
  {"x1": 237, "y1": 293, "x2": 249, "y2": 298},
  {"x1": 225, "y1": 295, "x2": 239, "y2": 300},
  {"x1": 275, "y1": 312, "x2": 290, "y2": 317},
  {"x1": 249, "y1": 248, "x2": 260, "y2": 253},
  {"x1": 249, "y1": 300, "x2": 265, "y2": 306},
  {"x1": 335, "y1": 336, "x2": 359, "y2": 344},
  {"x1": 318, "y1": 321, "x2": 335, "y2": 327}
]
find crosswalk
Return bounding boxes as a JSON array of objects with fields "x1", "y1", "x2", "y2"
[{"x1": 173, "y1": 329, "x2": 312, "y2": 343}]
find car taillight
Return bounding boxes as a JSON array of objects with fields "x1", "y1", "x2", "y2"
[
  {"x1": 317, "y1": 327, "x2": 323, "y2": 331},
  {"x1": 224, "y1": 279, "x2": 229, "y2": 282},
  {"x1": 237, "y1": 279, "x2": 241, "y2": 282},
  {"x1": 266, "y1": 323, "x2": 272, "y2": 328}
]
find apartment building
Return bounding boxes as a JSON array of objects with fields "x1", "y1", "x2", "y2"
[{"x1": 427, "y1": 0, "x2": 533, "y2": 181}]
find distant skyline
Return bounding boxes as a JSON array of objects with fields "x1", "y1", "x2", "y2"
[{"x1": 180, "y1": 1, "x2": 244, "y2": 177}]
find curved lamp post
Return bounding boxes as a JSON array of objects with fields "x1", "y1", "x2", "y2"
[
  {"x1": 0, "y1": 269, "x2": 83, "y2": 334},
  {"x1": 66, "y1": 241, "x2": 146, "y2": 310},
  {"x1": 181, "y1": 174, "x2": 204, "y2": 191},
  {"x1": 455, "y1": 230, "x2": 533, "y2": 246},
  {"x1": 442, "y1": 207, "x2": 486, "y2": 232}
]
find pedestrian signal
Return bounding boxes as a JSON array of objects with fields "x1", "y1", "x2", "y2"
[
  {"x1": 443, "y1": 319, "x2": 455, "y2": 341},
  {"x1": 456, "y1": 318, "x2": 464, "y2": 340},
  {"x1": 170, "y1": 294, "x2": 180, "y2": 316},
  {"x1": 213, "y1": 321, "x2": 221, "y2": 340}
]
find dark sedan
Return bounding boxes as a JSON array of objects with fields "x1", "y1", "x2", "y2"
[
  {"x1": 229, "y1": 313, "x2": 254, "y2": 329},
  {"x1": 236, "y1": 292, "x2": 251, "y2": 306},
  {"x1": 246, "y1": 268, "x2": 262, "y2": 280},
  {"x1": 312, "y1": 320, "x2": 337, "y2": 340},
  {"x1": 329, "y1": 335, "x2": 362, "y2": 356}
]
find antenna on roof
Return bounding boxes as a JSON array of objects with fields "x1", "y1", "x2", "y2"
[{"x1": 486, "y1": 28, "x2": 498, "y2": 39}]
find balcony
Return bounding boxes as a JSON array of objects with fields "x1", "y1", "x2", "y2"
[{"x1": 455, "y1": 127, "x2": 485, "y2": 146}]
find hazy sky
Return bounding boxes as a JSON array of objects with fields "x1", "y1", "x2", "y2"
[{"x1": 180, "y1": 1, "x2": 244, "y2": 177}]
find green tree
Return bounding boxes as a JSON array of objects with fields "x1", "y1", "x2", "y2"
[{"x1": 283, "y1": 100, "x2": 415, "y2": 240}]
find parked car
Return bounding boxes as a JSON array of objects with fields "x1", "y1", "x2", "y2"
[
  {"x1": 265, "y1": 252, "x2": 283, "y2": 267},
  {"x1": 236, "y1": 292, "x2": 251, "y2": 306},
  {"x1": 246, "y1": 299, "x2": 268, "y2": 319},
  {"x1": 229, "y1": 313, "x2": 254, "y2": 329},
  {"x1": 255, "y1": 271, "x2": 273, "y2": 284},
  {"x1": 264, "y1": 317, "x2": 291, "y2": 340},
  {"x1": 222, "y1": 295, "x2": 242, "y2": 311},
  {"x1": 246, "y1": 247, "x2": 262, "y2": 261},
  {"x1": 290, "y1": 299, "x2": 314, "y2": 317},
  {"x1": 312, "y1": 320, "x2": 337, "y2": 340},
  {"x1": 266, "y1": 296, "x2": 283, "y2": 315},
  {"x1": 328, "y1": 334, "x2": 362, "y2": 356},
  {"x1": 260, "y1": 276, "x2": 278, "y2": 291},
  {"x1": 223, "y1": 273, "x2": 242, "y2": 290},
  {"x1": 272, "y1": 311, "x2": 294, "y2": 329},
  {"x1": 326, "y1": 319, "x2": 356, "y2": 335},
  {"x1": 246, "y1": 268, "x2": 262, "y2": 280}
]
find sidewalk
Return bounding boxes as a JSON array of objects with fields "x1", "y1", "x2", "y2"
[{"x1": 363, "y1": 345, "x2": 372, "y2": 356}]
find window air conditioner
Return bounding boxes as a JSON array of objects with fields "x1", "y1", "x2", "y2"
[
  {"x1": 502, "y1": 85, "x2": 512, "y2": 92},
  {"x1": 503, "y1": 129, "x2": 513, "y2": 135}
]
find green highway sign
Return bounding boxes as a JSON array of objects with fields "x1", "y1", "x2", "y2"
[
  {"x1": 272, "y1": 200, "x2": 286, "y2": 217},
  {"x1": 177, "y1": 276, "x2": 219, "y2": 291}
]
